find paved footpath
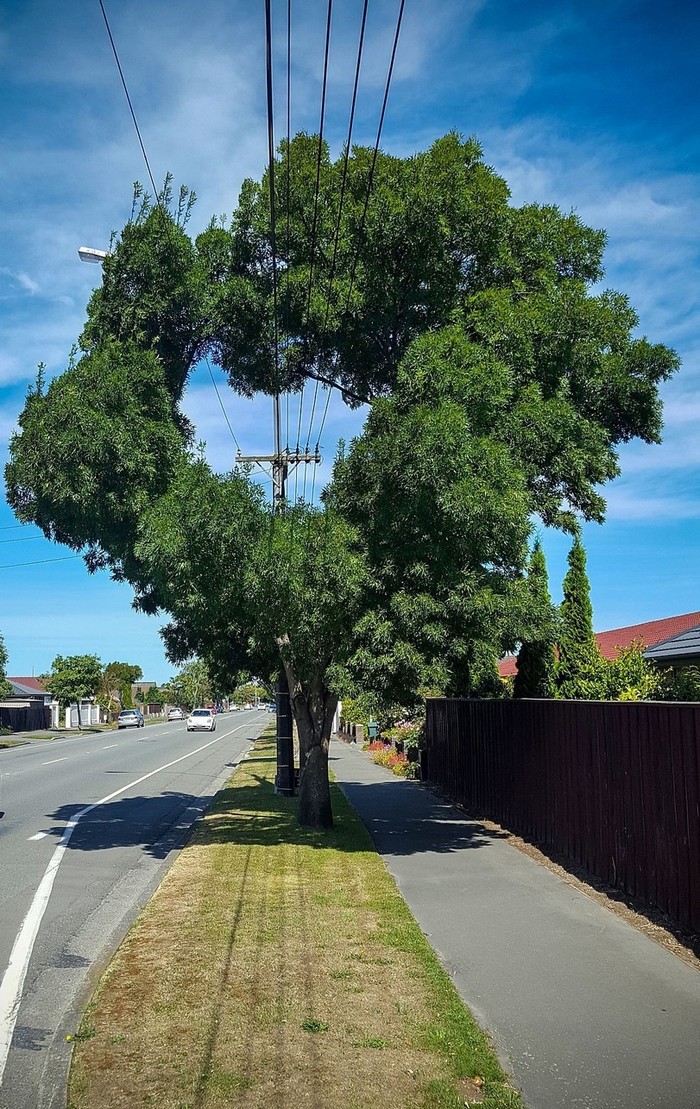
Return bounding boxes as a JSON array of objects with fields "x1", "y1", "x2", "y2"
[{"x1": 330, "y1": 740, "x2": 700, "y2": 1109}]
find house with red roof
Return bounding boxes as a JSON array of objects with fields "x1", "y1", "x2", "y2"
[{"x1": 499, "y1": 611, "x2": 700, "y2": 679}]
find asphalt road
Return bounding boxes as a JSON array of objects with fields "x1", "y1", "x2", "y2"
[{"x1": 0, "y1": 708, "x2": 270, "y2": 1109}]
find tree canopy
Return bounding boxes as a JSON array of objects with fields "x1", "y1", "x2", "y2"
[
  {"x1": 5, "y1": 133, "x2": 678, "y2": 826},
  {"x1": 46, "y1": 654, "x2": 103, "y2": 726}
]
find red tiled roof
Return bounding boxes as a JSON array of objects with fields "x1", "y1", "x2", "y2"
[
  {"x1": 7, "y1": 676, "x2": 48, "y2": 693},
  {"x1": 595, "y1": 612, "x2": 700, "y2": 659},
  {"x1": 499, "y1": 611, "x2": 700, "y2": 678}
]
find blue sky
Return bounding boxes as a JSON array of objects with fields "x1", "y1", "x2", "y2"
[{"x1": 1, "y1": 0, "x2": 699, "y2": 683}]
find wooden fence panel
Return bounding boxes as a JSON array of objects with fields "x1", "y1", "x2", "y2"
[{"x1": 425, "y1": 698, "x2": 700, "y2": 934}]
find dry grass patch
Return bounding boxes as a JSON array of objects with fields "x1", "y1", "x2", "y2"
[{"x1": 68, "y1": 734, "x2": 522, "y2": 1109}]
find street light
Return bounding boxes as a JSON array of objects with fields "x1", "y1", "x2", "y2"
[{"x1": 77, "y1": 246, "x2": 109, "y2": 264}]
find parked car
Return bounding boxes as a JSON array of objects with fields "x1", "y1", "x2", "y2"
[
  {"x1": 266, "y1": 702, "x2": 276, "y2": 713},
  {"x1": 187, "y1": 708, "x2": 216, "y2": 732},
  {"x1": 167, "y1": 707, "x2": 185, "y2": 721},
  {"x1": 117, "y1": 708, "x2": 144, "y2": 729}
]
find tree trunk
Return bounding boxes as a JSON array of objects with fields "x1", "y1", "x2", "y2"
[{"x1": 284, "y1": 662, "x2": 337, "y2": 829}]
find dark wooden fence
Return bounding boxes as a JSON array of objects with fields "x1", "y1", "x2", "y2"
[
  {"x1": 424, "y1": 698, "x2": 700, "y2": 934},
  {"x1": 0, "y1": 699, "x2": 51, "y2": 733}
]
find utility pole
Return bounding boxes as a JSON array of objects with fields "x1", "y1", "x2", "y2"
[{"x1": 236, "y1": 396, "x2": 321, "y2": 796}]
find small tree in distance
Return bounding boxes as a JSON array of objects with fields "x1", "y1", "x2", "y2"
[{"x1": 47, "y1": 654, "x2": 103, "y2": 728}]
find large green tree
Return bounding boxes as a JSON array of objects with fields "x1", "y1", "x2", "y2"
[{"x1": 5, "y1": 135, "x2": 678, "y2": 826}]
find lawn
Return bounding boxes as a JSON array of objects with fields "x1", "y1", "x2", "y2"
[{"x1": 68, "y1": 731, "x2": 522, "y2": 1109}]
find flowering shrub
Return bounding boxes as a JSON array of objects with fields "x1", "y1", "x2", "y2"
[
  {"x1": 382, "y1": 720, "x2": 423, "y2": 750},
  {"x1": 367, "y1": 742, "x2": 415, "y2": 777}
]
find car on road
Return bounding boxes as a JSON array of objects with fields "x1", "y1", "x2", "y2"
[
  {"x1": 187, "y1": 708, "x2": 216, "y2": 732},
  {"x1": 167, "y1": 707, "x2": 185, "y2": 721},
  {"x1": 266, "y1": 702, "x2": 276, "y2": 713},
  {"x1": 117, "y1": 708, "x2": 144, "y2": 729}
]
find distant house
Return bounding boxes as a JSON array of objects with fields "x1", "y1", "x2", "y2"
[
  {"x1": 2, "y1": 677, "x2": 52, "y2": 731},
  {"x1": 6, "y1": 677, "x2": 100, "y2": 729},
  {"x1": 7, "y1": 676, "x2": 51, "y2": 704},
  {"x1": 499, "y1": 610, "x2": 700, "y2": 679}
]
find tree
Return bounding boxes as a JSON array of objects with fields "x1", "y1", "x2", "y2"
[
  {"x1": 5, "y1": 135, "x2": 678, "y2": 827},
  {"x1": 556, "y1": 537, "x2": 607, "y2": 699},
  {"x1": 0, "y1": 631, "x2": 12, "y2": 700},
  {"x1": 99, "y1": 661, "x2": 143, "y2": 714},
  {"x1": 232, "y1": 681, "x2": 266, "y2": 706},
  {"x1": 512, "y1": 539, "x2": 557, "y2": 698},
  {"x1": 168, "y1": 659, "x2": 212, "y2": 709},
  {"x1": 46, "y1": 654, "x2": 103, "y2": 727}
]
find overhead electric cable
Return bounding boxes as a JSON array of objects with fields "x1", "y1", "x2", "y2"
[
  {"x1": 285, "y1": 0, "x2": 292, "y2": 452},
  {"x1": 0, "y1": 534, "x2": 48, "y2": 545},
  {"x1": 98, "y1": 0, "x2": 161, "y2": 204},
  {"x1": 0, "y1": 555, "x2": 82, "y2": 571},
  {"x1": 265, "y1": 0, "x2": 283, "y2": 493},
  {"x1": 305, "y1": 0, "x2": 370, "y2": 473},
  {"x1": 294, "y1": 0, "x2": 334, "y2": 503},
  {"x1": 307, "y1": 0, "x2": 405, "y2": 517},
  {"x1": 343, "y1": 0, "x2": 406, "y2": 317},
  {"x1": 98, "y1": 0, "x2": 250, "y2": 473},
  {"x1": 205, "y1": 357, "x2": 241, "y2": 453}
]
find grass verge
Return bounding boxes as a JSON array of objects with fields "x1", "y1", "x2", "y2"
[{"x1": 68, "y1": 731, "x2": 522, "y2": 1109}]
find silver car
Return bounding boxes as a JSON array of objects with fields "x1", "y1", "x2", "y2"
[{"x1": 117, "y1": 709, "x2": 144, "y2": 729}]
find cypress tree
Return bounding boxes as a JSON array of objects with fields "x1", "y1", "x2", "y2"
[
  {"x1": 556, "y1": 535, "x2": 606, "y2": 699},
  {"x1": 513, "y1": 539, "x2": 556, "y2": 698}
]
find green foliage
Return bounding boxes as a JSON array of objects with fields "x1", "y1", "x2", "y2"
[
  {"x1": 513, "y1": 539, "x2": 557, "y2": 698},
  {"x1": 4, "y1": 134, "x2": 679, "y2": 820},
  {"x1": 168, "y1": 660, "x2": 212, "y2": 708},
  {"x1": 605, "y1": 641, "x2": 660, "y2": 701},
  {"x1": 47, "y1": 654, "x2": 103, "y2": 708},
  {"x1": 232, "y1": 682, "x2": 266, "y2": 706},
  {"x1": 99, "y1": 660, "x2": 143, "y2": 713},
  {"x1": 0, "y1": 631, "x2": 12, "y2": 700},
  {"x1": 653, "y1": 664, "x2": 700, "y2": 702},
  {"x1": 556, "y1": 537, "x2": 608, "y2": 699}
]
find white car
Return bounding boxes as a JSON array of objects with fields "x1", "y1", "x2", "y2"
[
  {"x1": 187, "y1": 708, "x2": 216, "y2": 732},
  {"x1": 167, "y1": 707, "x2": 185, "y2": 721}
]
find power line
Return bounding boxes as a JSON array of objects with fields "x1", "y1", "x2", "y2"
[
  {"x1": 0, "y1": 534, "x2": 47, "y2": 545},
  {"x1": 0, "y1": 555, "x2": 82, "y2": 571},
  {"x1": 304, "y1": 0, "x2": 370, "y2": 472},
  {"x1": 343, "y1": 0, "x2": 407, "y2": 318},
  {"x1": 98, "y1": 0, "x2": 161, "y2": 204},
  {"x1": 204, "y1": 357, "x2": 241, "y2": 453},
  {"x1": 98, "y1": 0, "x2": 250, "y2": 470},
  {"x1": 294, "y1": 0, "x2": 334, "y2": 504}
]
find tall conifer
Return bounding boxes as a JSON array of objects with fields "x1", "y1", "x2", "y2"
[
  {"x1": 513, "y1": 539, "x2": 556, "y2": 698},
  {"x1": 556, "y1": 535, "x2": 606, "y2": 699}
]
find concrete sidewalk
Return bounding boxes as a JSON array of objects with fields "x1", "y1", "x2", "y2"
[{"x1": 331, "y1": 740, "x2": 700, "y2": 1109}]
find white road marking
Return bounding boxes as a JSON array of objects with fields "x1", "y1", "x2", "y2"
[
  {"x1": 42, "y1": 758, "x2": 67, "y2": 766},
  {"x1": 0, "y1": 718, "x2": 260, "y2": 1087},
  {"x1": 28, "y1": 832, "x2": 49, "y2": 841},
  {"x1": 101, "y1": 744, "x2": 118, "y2": 750}
]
